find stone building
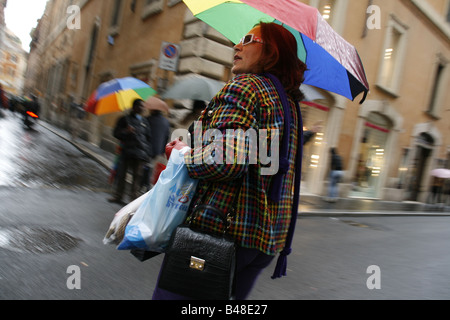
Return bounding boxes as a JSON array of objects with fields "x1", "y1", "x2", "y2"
[
  {"x1": 0, "y1": 0, "x2": 27, "y2": 95},
  {"x1": 25, "y1": 0, "x2": 450, "y2": 202},
  {"x1": 26, "y1": 0, "x2": 232, "y2": 149},
  {"x1": 300, "y1": 0, "x2": 450, "y2": 202}
]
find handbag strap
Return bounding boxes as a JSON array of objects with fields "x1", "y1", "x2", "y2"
[
  {"x1": 190, "y1": 204, "x2": 233, "y2": 232},
  {"x1": 187, "y1": 179, "x2": 243, "y2": 233}
]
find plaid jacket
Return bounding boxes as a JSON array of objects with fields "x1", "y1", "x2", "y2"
[{"x1": 184, "y1": 74, "x2": 300, "y2": 256}]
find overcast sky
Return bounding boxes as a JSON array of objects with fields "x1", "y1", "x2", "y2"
[{"x1": 4, "y1": 0, "x2": 49, "y2": 52}]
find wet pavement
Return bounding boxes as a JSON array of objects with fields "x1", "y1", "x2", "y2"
[
  {"x1": 1, "y1": 111, "x2": 450, "y2": 301},
  {"x1": 0, "y1": 225, "x2": 81, "y2": 254},
  {"x1": 0, "y1": 111, "x2": 111, "y2": 191}
]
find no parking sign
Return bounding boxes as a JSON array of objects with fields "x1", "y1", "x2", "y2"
[{"x1": 159, "y1": 42, "x2": 181, "y2": 72}]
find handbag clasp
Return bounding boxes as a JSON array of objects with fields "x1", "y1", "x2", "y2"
[{"x1": 190, "y1": 256, "x2": 205, "y2": 271}]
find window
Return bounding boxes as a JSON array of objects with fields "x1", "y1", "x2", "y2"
[
  {"x1": 427, "y1": 59, "x2": 448, "y2": 118},
  {"x1": 377, "y1": 17, "x2": 408, "y2": 95},
  {"x1": 109, "y1": 0, "x2": 124, "y2": 36},
  {"x1": 167, "y1": 0, "x2": 182, "y2": 6},
  {"x1": 111, "y1": 0, "x2": 123, "y2": 27},
  {"x1": 310, "y1": 0, "x2": 348, "y2": 34},
  {"x1": 446, "y1": 3, "x2": 450, "y2": 23},
  {"x1": 142, "y1": 0, "x2": 164, "y2": 20}
]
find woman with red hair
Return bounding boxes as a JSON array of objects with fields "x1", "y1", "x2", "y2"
[{"x1": 154, "y1": 22, "x2": 307, "y2": 300}]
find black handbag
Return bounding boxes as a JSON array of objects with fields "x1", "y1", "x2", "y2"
[{"x1": 158, "y1": 204, "x2": 236, "y2": 300}]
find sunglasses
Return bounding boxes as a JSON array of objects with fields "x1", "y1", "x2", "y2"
[{"x1": 239, "y1": 34, "x2": 264, "y2": 46}]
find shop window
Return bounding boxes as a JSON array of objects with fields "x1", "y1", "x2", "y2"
[
  {"x1": 300, "y1": 101, "x2": 329, "y2": 183},
  {"x1": 309, "y1": 0, "x2": 348, "y2": 33},
  {"x1": 398, "y1": 148, "x2": 410, "y2": 189},
  {"x1": 377, "y1": 16, "x2": 408, "y2": 96},
  {"x1": 351, "y1": 112, "x2": 392, "y2": 198},
  {"x1": 318, "y1": 0, "x2": 336, "y2": 21}
]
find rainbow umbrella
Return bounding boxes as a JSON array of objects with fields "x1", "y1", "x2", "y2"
[
  {"x1": 183, "y1": 0, "x2": 369, "y2": 103},
  {"x1": 85, "y1": 77, "x2": 157, "y2": 115}
]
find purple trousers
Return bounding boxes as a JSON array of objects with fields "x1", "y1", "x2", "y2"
[{"x1": 152, "y1": 247, "x2": 274, "y2": 300}]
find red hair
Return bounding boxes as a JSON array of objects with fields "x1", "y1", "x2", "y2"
[{"x1": 258, "y1": 22, "x2": 307, "y2": 101}]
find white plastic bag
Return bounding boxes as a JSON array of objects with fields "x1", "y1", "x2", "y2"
[
  {"x1": 117, "y1": 146, "x2": 197, "y2": 252},
  {"x1": 103, "y1": 191, "x2": 149, "y2": 245}
]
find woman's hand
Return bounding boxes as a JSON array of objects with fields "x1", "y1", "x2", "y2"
[{"x1": 165, "y1": 139, "x2": 188, "y2": 159}]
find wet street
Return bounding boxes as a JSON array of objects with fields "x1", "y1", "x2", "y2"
[
  {"x1": 0, "y1": 111, "x2": 110, "y2": 191},
  {"x1": 0, "y1": 111, "x2": 163, "y2": 300},
  {"x1": 1, "y1": 111, "x2": 450, "y2": 301}
]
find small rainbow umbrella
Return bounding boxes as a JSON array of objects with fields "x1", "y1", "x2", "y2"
[
  {"x1": 85, "y1": 77, "x2": 157, "y2": 116},
  {"x1": 182, "y1": 0, "x2": 369, "y2": 103}
]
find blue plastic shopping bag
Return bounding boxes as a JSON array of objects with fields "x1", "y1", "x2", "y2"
[{"x1": 117, "y1": 147, "x2": 197, "y2": 252}]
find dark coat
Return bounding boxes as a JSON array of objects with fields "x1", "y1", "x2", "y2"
[
  {"x1": 146, "y1": 111, "x2": 170, "y2": 157},
  {"x1": 331, "y1": 152, "x2": 343, "y2": 171},
  {"x1": 113, "y1": 114, "x2": 153, "y2": 161}
]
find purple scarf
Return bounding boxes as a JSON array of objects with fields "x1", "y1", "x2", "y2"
[{"x1": 264, "y1": 74, "x2": 303, "y2": 279}]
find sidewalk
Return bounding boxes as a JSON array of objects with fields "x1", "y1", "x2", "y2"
[
  {"x1": 40, "y1": 120, "x2": 450, "y2": 217},
  {"x1": 299, "y1": 194, "x2": 450, "y2": 216},
  {"x1": 40, "y1": 121, "x2": 115, "y2": 171}
]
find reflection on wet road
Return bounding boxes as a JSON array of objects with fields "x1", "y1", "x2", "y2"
[{"x1": 0, "y1": 112, "x2": 111, "y2": 191}]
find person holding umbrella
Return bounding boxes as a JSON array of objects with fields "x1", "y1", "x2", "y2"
[
  {"x1": 108, "y1": 99, "x2": 153, "y2": 204},
  {"x1": 153, "y1": 22, "x2": 306, "y2": 300}
]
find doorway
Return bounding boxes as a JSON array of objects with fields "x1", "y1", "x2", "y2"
[{"x1": 408, "y1": 133, "x2": 434, "y2": 201}]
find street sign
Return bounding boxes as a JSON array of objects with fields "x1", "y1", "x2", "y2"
[{"x1": 159, "y1": 42, "x2": 180, "y2": 72}]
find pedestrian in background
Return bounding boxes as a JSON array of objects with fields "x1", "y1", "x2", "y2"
[
  {"x1": 70, "y1": 98, "x2": 85, "y2": 140},
  {"x1": 327, "y1": 147, "x2": 344, "y2": 202},
  {"x1": 141, "y1": 109, "x2": 170, "y2": 191},
  {"x1": 108, "y1": 99, "x2": 153, "y2": 204},
  {"x1": 427, "y1": 176, "x2": 444, "y2": 205}
]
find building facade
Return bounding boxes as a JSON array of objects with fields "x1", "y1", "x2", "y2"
[
  {"x1": 0, "y1": 0, "x2": 27, "y2": 95},
  {"x1": 25, "y1": 0, "x2": 450, "y2": 202},
  {"x1": 300, "y1": 0, "x2": 450, "y2": 202}
]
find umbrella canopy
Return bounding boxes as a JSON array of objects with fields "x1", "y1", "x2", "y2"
[
  {"x1": 85, "y1": 77, "x2": 157, "y2": 116},
  {"x1": 430, "y1": 168, "x2": 450, "y2": 179},
  {"x1": 145, "y1": 96, "x2": 170, "y2": 114},
  {"x1": 162, "y1": 75, "x2": 225, "y2": 101},
  {"x1": 183, "y1": 0, "x2": 369, "y2": 103}
]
